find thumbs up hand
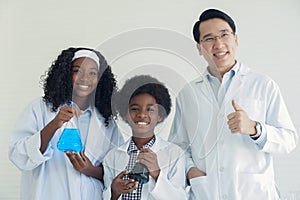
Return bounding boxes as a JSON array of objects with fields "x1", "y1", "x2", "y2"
[
  {"x1": 227, "y1": 100, "x2": 257, "y2": 135},
  {"x1": 231, "y1": 99, "x2": 242, "y2": 112}
]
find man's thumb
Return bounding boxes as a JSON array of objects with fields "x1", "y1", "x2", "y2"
[{"x1": 232, "y1": 100, "x2": 241, "y2": 111}]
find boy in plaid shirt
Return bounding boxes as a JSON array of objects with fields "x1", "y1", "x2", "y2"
[{"x1": 103, "y1": 75, "x2": 187, "y2": 200}]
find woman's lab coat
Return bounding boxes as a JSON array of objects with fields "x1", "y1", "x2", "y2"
[
  {"x1": 9, "y1": 98, "x2": 124, "y2": 200},
  {"x1": 102, "y1": 136, "x2": 188, "y2": 200},
  {"x1": 169, "y1": 63, "x2": 298, "y2": 200}
]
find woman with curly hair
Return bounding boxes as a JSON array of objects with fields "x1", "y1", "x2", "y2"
[{"x1": 9, "y1": 47, "x2": 124, "y2": 200}]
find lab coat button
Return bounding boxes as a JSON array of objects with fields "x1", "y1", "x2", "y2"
[
  {"x1": 220, "y1": 167, "x2": 224, "y2": 172},
  {"x1": 218, "y1": 114, "x2": 224, "y2": 118},
  {"x1": 222, "y1": 194, "x2": 228, "y2": 200}
]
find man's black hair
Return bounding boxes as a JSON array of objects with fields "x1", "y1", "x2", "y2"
[{"x1": 193, "y1": 8, "x2": 236, "y2": 43}]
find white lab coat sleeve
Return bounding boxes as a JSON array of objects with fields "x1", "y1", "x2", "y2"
[
  {"x1": 102, "y1": 149, "x2": 123, "y2": 200},
  {"x1": 8, "y1": 99, "x2": 53, "y2": 170},
  {"x1": 261, "y1": 80, "x2": 298, "y2": 154},
  {"x1": 102, "y1": 163, "x2": 115, "y2": 199},
  {"x1": 252, "y1": 125, "x2": 267, "y2": 149},
  {"x1": 150, "y1": 150, "x2": 188, "y2": 200},
  {"x1": 168, "y1": 95, "x2": 195, "y2": 174}
]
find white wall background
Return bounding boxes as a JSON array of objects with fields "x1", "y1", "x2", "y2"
[{"x1": 1, "y1": 0, "x2": 299, "y2": 199}]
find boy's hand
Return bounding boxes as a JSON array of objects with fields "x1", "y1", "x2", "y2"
[
  {"x1": 137, "y1": 148, "x2": 160, "y2": 181},
  {"x1": 111, "y1": 171, "x2": 138, "y2": 200}
]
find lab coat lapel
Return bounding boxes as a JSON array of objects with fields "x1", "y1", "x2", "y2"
[
  {"x1": 195, "y1": 77, "x2": 220, "y2": 160},
  {"x1": 150, "y1": 136, "x2": 166, "y2": 152},
  {"x1": 140, "y1": 136, "x2": 166, "y2": 199},
  {"x1": 216, "y1": 66, "x2": 245, "y2": 142},
  {"x1": 84, "y1": 109, "x2": 109, "y2": 163},
  {"x1": 223, "y1": 75, "x2": 242, "y2": 108},
  {"x1": 195, "y1": 75, "x2": 217, "y2": 106},
  {"x1": 109, "y1": 141, "x2": 130, "y2": 172},
  {"x1": 222, "y1": 64, "x2": 250, "y2": 109}
]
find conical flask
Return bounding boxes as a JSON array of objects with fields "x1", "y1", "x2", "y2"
[
  {"x1": 128, "y1": 162, "x2": 149, "y2": 184},
  {"x1": 57, "y1": 102, "x2": 83, "y2": 152}
]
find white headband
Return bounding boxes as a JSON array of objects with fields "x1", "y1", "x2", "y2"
[{"x1": 72, "y1": 49, "x2": 100, "y2": 69}]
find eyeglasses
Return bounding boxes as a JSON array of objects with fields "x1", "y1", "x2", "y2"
[{"x1": 200, "y1": 31, "x2": 234, "y2": 44}]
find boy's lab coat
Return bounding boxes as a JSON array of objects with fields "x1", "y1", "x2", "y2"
[{"x1": 103, "y1": 136, "x2": 188, "y2": 200}]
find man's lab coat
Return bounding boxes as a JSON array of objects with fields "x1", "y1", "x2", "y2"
[{"x1": 169, "y1": 63, "x2": 298, "y2": 200}]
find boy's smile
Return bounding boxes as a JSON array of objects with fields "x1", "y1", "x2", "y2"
[{"x1": 135, "y1": 121, "x2": 150, "y2": 126}]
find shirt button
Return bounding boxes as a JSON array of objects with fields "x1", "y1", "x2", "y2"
[
  {"x1": 222, "y1": 194, "x2": 228, "y2": 200},
  {"x1": 220, "y1": 167, "x2": 224, "y2": 172}
]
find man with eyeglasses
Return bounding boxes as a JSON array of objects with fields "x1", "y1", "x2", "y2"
[{"x1": 169, "y1": 8, "x2": 298, "y2": 200}]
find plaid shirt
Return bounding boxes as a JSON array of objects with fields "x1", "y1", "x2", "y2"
[{"x1": 122, "y1": 136, "x2": 156, "y2": 200}]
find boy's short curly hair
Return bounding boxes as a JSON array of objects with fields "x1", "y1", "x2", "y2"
[
  {"x1": 41, "y1": 47, "x2": 117, "y2": 126},
  {"x1": 113, "y1": 75, "x2": 171, "y2": 123}
]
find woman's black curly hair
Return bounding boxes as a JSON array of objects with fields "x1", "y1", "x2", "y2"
[
  {"x1": 41, "y1": 47, "x2": 117, "y2": 127},
  {"x1": 113, "y1": 75, "x2": 171, "y2": 123}
]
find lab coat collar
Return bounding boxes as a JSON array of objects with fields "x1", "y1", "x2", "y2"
[
  {"x1": 194, "y1": 75, "x2": 205, "y2": 83},
  {"x1": 189, "y1": 62, "x2": 251, "y2": 111},
  {"x1": 198, "y1": 61, "x2": 249, "y2": 83},
  {"x1": 232, "y1": 61, "x2": 250, "y2": 76},
  {"x1": 127, "y1": 135, "x2": 156, "y2": 154},
  {"x1": 223, "y1": 62, "x2": 250, "y2": 105},
  {"x1": 117, "y1": 135, "x2": 169, "y2": 153}
]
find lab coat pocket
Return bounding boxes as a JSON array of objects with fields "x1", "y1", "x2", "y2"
[
  {"x1": 237, "y1": 172, "x2": 278, "y2": 200},
  {"x1": 235, "y1": 98, "x2": 264, "y2": 121},
  {"x1": 81, "y1": 175, "x2": 103, "y2": 199},
  {"x1": 189, "y1": 176, "x2": 211, "y2": 200}
]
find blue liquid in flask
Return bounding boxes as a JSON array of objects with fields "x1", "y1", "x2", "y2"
[{"x1": 57, "y1": 128, "x2": 83, "y2": 152}]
